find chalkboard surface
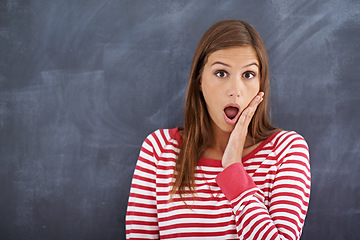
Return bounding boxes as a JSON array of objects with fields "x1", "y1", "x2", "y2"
[{"x1": 1, "y1": 1, "x2": 359, "y2": 239}]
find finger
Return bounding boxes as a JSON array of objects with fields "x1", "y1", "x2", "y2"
[
  {"x1": 241, "y1": 106, "x2": 255, "y2": 124},
  {"x1": 235, "y1": 92, "x2": 264, "y2": 129},
  {"x1": 235, "y1": 108, "x2": 250, "y2": 129},
  {"x1": 245, "y1": 92, "x2": 264, "y2": 118},
  {"x1": 248, "y1": 92, "x2": 264, "y2": 109},
  {"x1": 242, "y1": 92, "x2": 264, "y2": 119}
]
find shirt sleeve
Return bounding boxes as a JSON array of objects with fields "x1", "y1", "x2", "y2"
[
  {"x1": 216, "y1": 134, "x2": 311, "y2": 240},
  {"x1": 126, "y1": 132, "x2": 160, "y2": 239}
]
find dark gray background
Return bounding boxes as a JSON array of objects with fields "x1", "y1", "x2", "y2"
[{"x1": 1, "y1": 0, "x2": 359, "y2": 239}]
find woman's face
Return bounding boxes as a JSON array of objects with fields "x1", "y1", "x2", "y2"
[{"x1": 200, "y1": 46, "x2": 260, "y2": 133}]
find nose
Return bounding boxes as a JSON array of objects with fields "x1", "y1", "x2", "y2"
[
  {"x1": 230, "y1": 92, "x2": 240, "y2": 97},
  {"x1": 228, "y1": 77, "x2": 241, "y2": 98}
]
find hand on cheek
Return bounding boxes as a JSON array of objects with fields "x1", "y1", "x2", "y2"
[{"x1": 221, "y1": 92, "x2": 264, "y2": 169}]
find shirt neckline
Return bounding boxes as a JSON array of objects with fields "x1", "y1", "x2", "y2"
[
  {"x1": 242, "y1": 131, "x2": 280, "y2": 161},
  {"x1": 198, "y1": 131, "x2": 281, "y2": 167}
]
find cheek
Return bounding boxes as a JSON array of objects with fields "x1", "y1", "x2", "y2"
[
  {"x1": 244, "y1": 79, "x2": 261, "y2": 103},
  {"x1": 202, "y1": 87, "x2": 220, "y2": 120},
  {"x1": 201, "y1": 80, "x2": 217, "y2": 106},
  {"x1": 203, "y1": 91, "x2": 217, "y2": 112}
]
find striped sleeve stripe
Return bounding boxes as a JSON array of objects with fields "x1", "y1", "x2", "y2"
[{"x1": 126, "y1": 210, "x2": 157, "y2": 218}]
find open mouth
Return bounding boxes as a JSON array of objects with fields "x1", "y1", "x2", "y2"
[
  {"x1": 223, "y1": 103, "x2": 241, "y2": 125},
  {"x1": 224, "y1": 106, "x2": 239, "y2": 120}
]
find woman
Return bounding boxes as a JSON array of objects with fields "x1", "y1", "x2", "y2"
[{"x1": 126, "y1": 20, "x2": 311, "y2": 239}]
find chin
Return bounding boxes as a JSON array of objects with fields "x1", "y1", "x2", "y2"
[
  {"x1": 210, "y1": 116, "x2": 235, "y2": 134},
  {"x1": 216, "y1": 122, "x2": 235, "y2": 133}
]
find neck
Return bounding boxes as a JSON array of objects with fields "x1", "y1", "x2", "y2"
[
  {"x1": 207, "y1": 121, "x2": 254, "y2": 157},
  {"x1": 210, "y1": 125, "x2": 231, "y2": 154}
]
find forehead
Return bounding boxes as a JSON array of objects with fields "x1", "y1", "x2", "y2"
[{"x1": 207, "y1": 46, "x2": 259, "y2": 66}]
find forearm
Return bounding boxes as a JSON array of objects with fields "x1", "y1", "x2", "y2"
[{"x1": 216, "y1": 161, "x2": 310, "y2": 240}]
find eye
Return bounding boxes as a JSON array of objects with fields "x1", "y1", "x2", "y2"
[
  {"x1": 215, "y1": 70, "x2": 228, "y2": 78},
  {"x1": 243, "y1": 71, "x2": 255, "y2": 79}
]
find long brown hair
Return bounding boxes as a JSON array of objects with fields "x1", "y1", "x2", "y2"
[{"x1": 171, "y1": 20, "x2": 278, "y2": 199}]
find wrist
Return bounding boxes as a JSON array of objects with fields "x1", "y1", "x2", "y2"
[{"x1": 223, "y1": 160, "x2": 240, "y2": 169}]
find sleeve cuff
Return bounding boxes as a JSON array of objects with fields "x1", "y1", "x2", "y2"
[{"x1": 215, "y1": 162, "x2": 257, "y2": 201}]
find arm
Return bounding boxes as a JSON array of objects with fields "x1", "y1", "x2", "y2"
[
  {"x1": 216, "y1": 135, "x2": 311, "y2": 239},
  {"x1": 126, "y1": 132, "x2": 159, "y2": 239}
]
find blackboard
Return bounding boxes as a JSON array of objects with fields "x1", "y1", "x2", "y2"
[{"x1": 1, "y1": 1, "x2": 359, "y2": 239}]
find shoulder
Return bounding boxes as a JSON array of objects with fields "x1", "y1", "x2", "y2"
[
  {"x1": 142, "y1": 127, "x2": 181, "y2": 157},
  {"x1": 271, "y1": 130, "x2": 308, "y2": 148},
  {"x1": 269, "y1": 130, "x2": 309, "y2": 162}
]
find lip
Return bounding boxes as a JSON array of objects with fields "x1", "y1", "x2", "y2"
[{"x1": 223, "y1": 103, "x2": 241, "y2": 125}]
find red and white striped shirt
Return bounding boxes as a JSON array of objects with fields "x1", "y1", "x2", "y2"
[{"x1": 126, "y1": 128, "x2": 311, "y2": 239}]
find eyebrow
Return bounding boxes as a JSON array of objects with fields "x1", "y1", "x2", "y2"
[{"x1": 211, "y1": 61, "x2": 259, "y2": 68}]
